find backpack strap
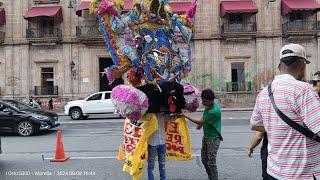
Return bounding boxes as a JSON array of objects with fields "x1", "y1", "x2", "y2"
[{"x1": 268, "y1": 84, "x2": 320, "y2": 143}]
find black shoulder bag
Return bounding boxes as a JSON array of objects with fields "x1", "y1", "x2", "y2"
[{"x1": 268, "y1": 84, "x2": 320, "y2": 143}]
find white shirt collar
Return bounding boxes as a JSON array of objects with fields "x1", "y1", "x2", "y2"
[{"x1": 274, "y1": 74, "x2": 296, "y2": 81}]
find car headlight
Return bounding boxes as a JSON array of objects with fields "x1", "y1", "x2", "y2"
[
  {"x1": 31, "y1": 114, "x2": 49, "y2": 120},
  {"x1": 39, "y1": 121, "x2": 48, "y2": 125}
]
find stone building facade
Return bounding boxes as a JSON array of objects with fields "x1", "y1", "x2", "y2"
[
  {"x1": 0, "y1": 0, "x2": 320, "y2": 109},
  {"x1": 189, "y1": 0, "x2": 320, "y2": 107}
]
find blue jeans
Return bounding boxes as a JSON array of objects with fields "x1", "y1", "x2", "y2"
[{"x1": 148, "y1": 144, "x2": 166, "y2": 180}]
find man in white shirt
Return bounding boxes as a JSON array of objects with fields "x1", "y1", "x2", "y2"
[{"x1": 147, "y1": 113, "x2": 177, "y2": 180}]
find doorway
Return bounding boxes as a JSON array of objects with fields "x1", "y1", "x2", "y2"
[
  {"x1": 99, "y1": 58, "x2": 124, "y2": 91},
  {"x1": 231, "y1": 62, "x2": 245, "y2": 91},
  {"x1": 41, "y1": 67, "x2": 54, "y2": 95}
]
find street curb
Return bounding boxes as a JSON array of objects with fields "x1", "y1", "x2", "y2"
[
  {"x1": 196, "y1": 108, "x2": 253, "y2": 112},
  {"x1": 56, "y1": 108, "x2": 253, "y2": 116},
  {"x1": 216, "y1": 108, "x2": 253, "y2": 112}
]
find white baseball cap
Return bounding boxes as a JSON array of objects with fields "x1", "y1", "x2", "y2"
[{"x1": 280, "y1": 44, "x2": 310, "y2": 64}]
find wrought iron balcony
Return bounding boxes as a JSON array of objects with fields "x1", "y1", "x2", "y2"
[
  {"x1": 26, "y1": 28, "x2": 62, "y2": 43},
  {"x1": 0, "y1": 31, "x2": 5, "y2": 44},
  {"x1": 76, "y1": 21, "x2": 103, "y2": 43},
  {"x1": 221, "y1": 22, "x2": 257, "y2": 38},
  {"x1": 34, "y1": 86, "x2": 58, "y2": 96},
  {"x1": 282, "y1": 20, "x2": 319, "y2": 36},
  {"x1": 226, "y1": 82, "x2": 252, "y2": 92}
]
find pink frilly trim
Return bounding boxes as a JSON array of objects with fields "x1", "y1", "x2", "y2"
[
  {"x1": 183, "y1": 83, "x2": 201, "y2": 112},
  {"x1": 94, "y1": 0, "x2": 119, "y2": 17},
  {"x1": 111, "y1": 85, "x2": 149, "y2": 120}
]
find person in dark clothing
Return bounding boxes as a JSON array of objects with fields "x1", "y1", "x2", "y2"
[
  {"x1": 48, "y1": 98, "x2": 53, "y2": 111},
  {"x1": 313, "y1": 71, "x2": 320, "y2": 96},
  {"x1": 159, "y1": 81, "x2": 185, "y2": 113},
  {"x1": 137, "y1": 84, "x2": 161, "y2": 113},
  {"x1": 248, "y1": 131, "x2": 268, "y2": 180},
  {"x1": 29, "y1": 97, "x2": 33, "y2": 107},
  {"x1": 36, "y1": 98, "x2": 42, "y2": 108},
  {"x1": 137, "y1": 82, "x2": 186, "y2": 114}
]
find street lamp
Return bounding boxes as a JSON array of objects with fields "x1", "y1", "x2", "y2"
[
  {"x1": 70, "y1": 60, "x2": 75, "y2": 72},
  {"x1": 68, "y1": 0, "x2": 77, "y2": 9},
  {"x1": 70, "y1": 60, "x2": 76, "y2": 100}
]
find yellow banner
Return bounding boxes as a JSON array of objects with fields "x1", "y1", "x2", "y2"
[
  {"x1": 122, "y1": 114, "x2": 192, "y2": 179},
  {"x1": 165, "y1": 118, "x2": 193, "y2": 161},
  {"x1": 123, "y1": 114, "x2": 158, "y2": 179}
]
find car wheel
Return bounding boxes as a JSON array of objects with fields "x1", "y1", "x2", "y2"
[
  {"x1": 16, "y1": 121, "x2": 34, "y2": 136},
  {"x1": 70, "y1": 108, "x2": 82, "y2": 120},
  {"x1": 82, "y1": 115, "x2": 89, "y2": 119}
]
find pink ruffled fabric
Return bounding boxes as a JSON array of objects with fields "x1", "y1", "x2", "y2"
[
  {"x1": 111, "y1": 85, "x2": 149, "y2": 120},
  {"x1": 185, "y1": 0, "x2": 197, "y2": 24},
  {"x1": 104, "y1": 68, "x2": 115, "y2": 85},
  {"x1": 183, "y1": 83, "x2": 201, "y2": 112},
  {"x1": 95, "y1": 0, "x2": 119, "y2": 17}
]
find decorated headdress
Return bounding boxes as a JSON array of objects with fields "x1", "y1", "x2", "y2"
[{"x1": 90, "y1": 0, "x2": 197, "y2": 86}]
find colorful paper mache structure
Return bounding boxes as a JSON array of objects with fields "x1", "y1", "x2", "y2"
[
  {"x1": 90, "y1": 1, "x2": 199, "y2": 178},
  {"x1": 90, "y1": 0, "x2": 197, "y2": 84},
  {"x1": 90, "y1": 0, "x2": 199, "y2": 119}
]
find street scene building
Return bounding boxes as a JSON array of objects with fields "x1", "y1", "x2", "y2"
[
  {"x1": 1, "y1": 0, "x2": 320, "y2": 109},
  {"x1": 1, "y1": 1, "x2": 320, "y2": 180}
]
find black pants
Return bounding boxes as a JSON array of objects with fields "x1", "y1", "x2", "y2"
[
  {"x1": 261, "y1": 133, "x2": 268, "y2": 180},
  {"x1": 268, "y1": 174, "x2": 317, "y2": 180},
  {"x1": 267, "y1": 174, "x2": 277, "y2": 180}
]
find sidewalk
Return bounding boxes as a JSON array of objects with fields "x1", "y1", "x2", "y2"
[
  {"x1": 198, "y1": 107, "x2": 253, "y2": 112},
  {"x1": 221, "y1": 107, "x2": 253, "y2": 111},
  {"x1": 57, "y1": 107, "x2": 254, "y2": 116}
]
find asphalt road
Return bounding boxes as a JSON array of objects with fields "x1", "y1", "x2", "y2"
[{"x1": 0, "y1": 111, "x2": 263, "y2": 180}]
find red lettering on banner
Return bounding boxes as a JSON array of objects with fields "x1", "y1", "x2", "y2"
[
  {"x1": 141, "y1": 153, "x2": 146, "y2": 160},
  {"x1": 165, "y1": 121, "x2": 187, "y2": 155},
  {"x1": 125, "y1": 144, "x2": 135, "y2": 153},
  {"x1": 178, "y1": 147, "x2": 184, "y2": 154},
  {"x1": 166, "y1": 143, "x2": 171, "y2": 150},
  {"x1": 167, "y1": 122, "x2": 179, "y2": 134},
  {"x1": 124, "y1": 121, "x2": 142, "y2": 154},
  {"x1": 166, "y1": 143, "x2": 185, "y2": 154},
  {"x1": 125, "y1": 136, "x2": 137, "y2": 145},
  {"x1": 166, "y1": 133, "x2": 185, "y2": 154},
  {"x1": 166, "y1": 133, "x2": 173, "y2": 142},
  {"x1": 132, "y1": 126, "x2": 141, "y2": 138},
  {"x1": 124, "y1": 123, "x2": 141, "y2": 138},
  {"x1": 174, "y1": 134, "x2": 182, "y2": 145},
  {"x1": 124, "y1": 123, "x2": 133, "y2": 135}
]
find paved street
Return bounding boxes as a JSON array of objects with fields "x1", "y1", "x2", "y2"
[{"x1": 0, "y1": 111, "x2": 262, "y2": 180}]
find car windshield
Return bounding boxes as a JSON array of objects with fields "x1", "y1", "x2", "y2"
[{"x1": 5, "y1": 101, "x2": 33, "y2": 111}]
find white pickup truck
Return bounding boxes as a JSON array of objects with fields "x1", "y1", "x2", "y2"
[{"x1": 64, "y1": 91, "x2": 117, "y2": 120}]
